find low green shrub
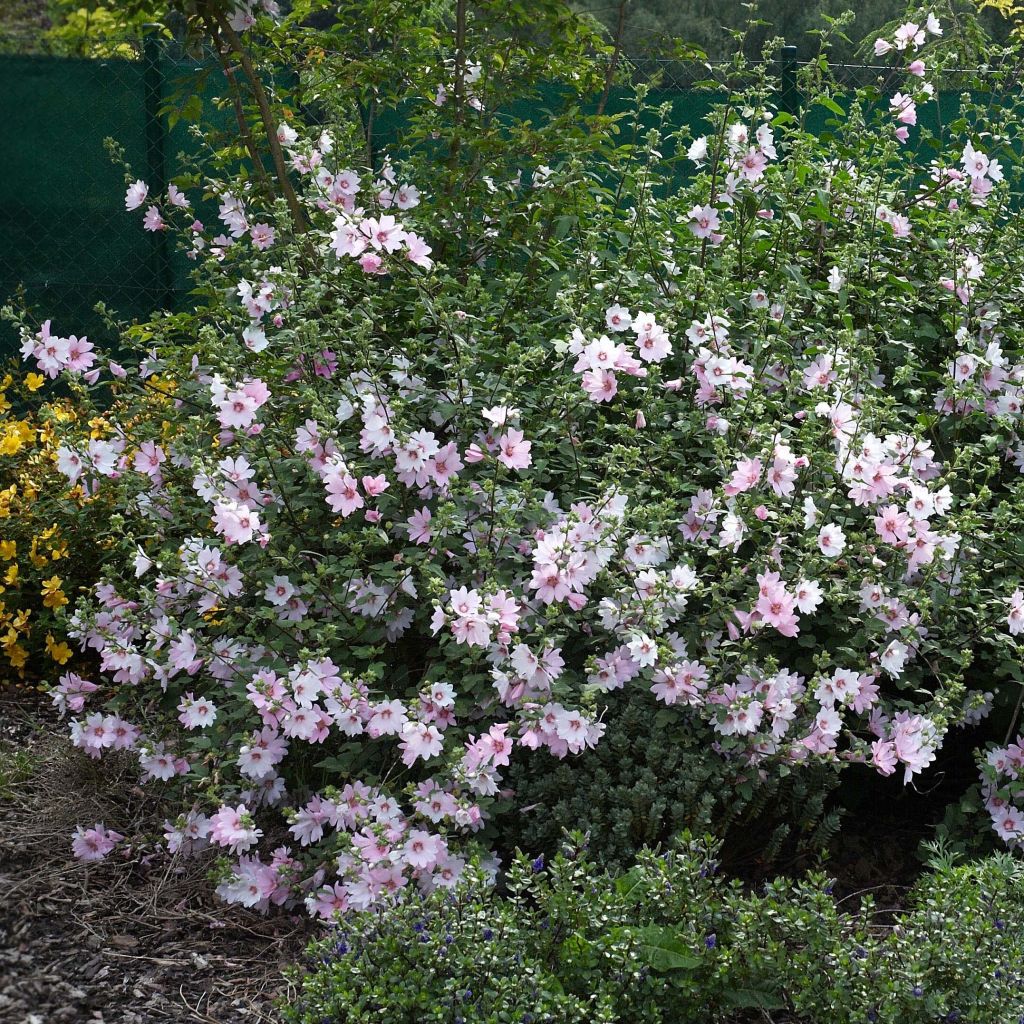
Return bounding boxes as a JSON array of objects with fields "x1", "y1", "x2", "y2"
[
  {"x1": 285, "y1": 834, "x2": 1024, "y2": 1024},
  {"x1": 507, "y1": 689, "x2": 842, "y2": 872}
]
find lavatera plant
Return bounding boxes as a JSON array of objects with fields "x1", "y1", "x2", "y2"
[{"x1": 11, "y1": 2, "x2": 1024, "y2": 915}]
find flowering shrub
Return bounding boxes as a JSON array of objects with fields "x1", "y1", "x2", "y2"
[
  {"x1": 10, "y1": 1, "x2": 1024, "y2": 913},
  {"x1": 0, "y1": 364, "x2": 108, "y2": 684},
  {"x1": 285, "y1": 833, "x2": 1024, "y2": 1023}
]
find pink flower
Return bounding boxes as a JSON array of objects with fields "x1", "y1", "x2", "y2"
[
  {"x1": 873, "y1": 504, "x2": 912, "y2": 545},
  {"x1": 404, "y1": 232, "x2": 433, "y2": 269},
  {"x1": 361, "y1": 474, "x2": 390, "y2": 497},
  {"x1": 134, "y1": 440, "x2": 166, "y2": 478},
  {"x1": 72, "y1": 823, "x2": 124, "y2": 861},
  {"x1": 581, "y1": 368, "x2": 617, "y2": 402},
  {"x1": 359, "y1": 252, "x2": 385, "y2": 274},
  {"x1": 407, "y1": 506, "x2": 433, "y2": 544},
  {"x1": 250, "y1": 223, "x2": 276, "y2": 250},
  {"x1": 605, "y1": 303, "x2": 632, "y2": 332},
  {"x1": 688, "y1": 203, "x2": 724, "y2": 243},
  {"x1": 213, "y1": 500, "x2": 262, "y2": 544},
  {"x1": 890, "y1": 93, "x2": 917, "y2": 126},
  {"x1": 361, "y1": 215, "x2": 406, "y2": 252},
  {"x1": 209, "y1": 804, "x2": 262, "y2": 854},
  {"x1": 817, "y1": 523, "x2": 846, "y2": 557},
  {"x1": 324, "y1": 468, "x2": 364, "y2": 517},
  {"x1": 399, "y1": 722, "x2": 444, "y2": 766},
  {"x1": 142, "y1": 206, "x2": 166, "y2": 231},
  {"x1": 125, "y1": 180, "x2": 148, "y2": 211},
  {"x1": 724, "y1": 457, "x2": 762, "y2": 496},
  {"x1": 498, "y1": 428, "x2": 532, "y2": 470},
  {"x1": 403, "y1": 829, "x2": 445, "y2": 869}
]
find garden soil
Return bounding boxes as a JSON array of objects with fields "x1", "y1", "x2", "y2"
[{"x1": 0, "y1": 690, "x2": 309, "y2": 1024}]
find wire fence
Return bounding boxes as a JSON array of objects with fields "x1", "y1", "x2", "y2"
[{"x1": 0, "y1": 42, "x2": 1015, "y2": 358}]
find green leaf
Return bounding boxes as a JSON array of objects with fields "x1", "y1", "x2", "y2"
[
  {"x1": 631, "y1": 926, "x2": 700, "y2": 972},
  {"x1": 817, "y1": 96, "x2": 845, "y2": 117}
]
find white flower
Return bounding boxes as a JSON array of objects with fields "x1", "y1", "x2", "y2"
[
  {"x1": 687, "y1": 136, "x2": 709, "y2": 164},
  {"x1": 627, "y1": 633, "x2": 658, "y2": 668},
  {"x1": 817, "y1": 523, "x2": 846, "y2": 557}
]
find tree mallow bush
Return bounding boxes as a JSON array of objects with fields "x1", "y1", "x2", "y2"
[{"x1": 8, "y1": 0, "x2": 1024, "y2": 919}]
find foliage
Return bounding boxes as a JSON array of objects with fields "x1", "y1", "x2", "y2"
[
  {"x1": 571, "y1": 0, "x2": 1012, "y2": 64},
  {"x1": 7, "y1": 0, "x2": 1024, "y2": 917},
  {"x1": 507, "y1": 687, "x2": 842, "y2": 871},
  {"x1": 285, "y1": 832, "x2": 1024, "y2": 1023}
]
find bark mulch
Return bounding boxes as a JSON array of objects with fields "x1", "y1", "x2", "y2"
[{"x1": 0, "y1": 690, "x2": 311, "y2": 1024}]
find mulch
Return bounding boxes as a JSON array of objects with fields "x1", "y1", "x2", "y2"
[{"x1": 0, "y1": 689, "x2": 312, "y2": 1024}]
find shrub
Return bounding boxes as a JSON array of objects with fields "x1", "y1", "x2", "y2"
[
  {"x1": 8, "y1": 1, "x2": 1024, "y2": 910},
  {"x1": 0, "y1": 362, "x2": 109, "y2": 686},
  {"x1": 285, "y1": 833, "x2": 1024, "y2": 1023},
  {"x1": 507, "y1": 687, "x2": 841, "y2": 871}
]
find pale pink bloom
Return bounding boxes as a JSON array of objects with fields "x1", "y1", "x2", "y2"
[
  {"x1": 724, "y1": 457, "x2": 762, "y2": 496},
  {"x1": 250, "y1": 223, "x2": 275, "y2": 250},
  {"x1": 142, "y1": 206, "x2": 166, "y2": 231},
  {"x1": 817, "y1": 523, "x2": 846, "y2": 557},
  {"x1": 209, "y1": 804, "x2": 262, "y2": 854},
  {"x1": 688, "y1": 203, "x2": 723, "y2": 243},
  {"x1": 134, "y1": 440, "x2": 166, "y2": 477},
  {"x1": 324, "y1": 469, "x2": 364, "y2": 517},
  {"x1": 407, "y1": 506, "x2": 433, "y2": 544},
  {"x1": 125, "y1": 180, "x2": 149, "y2": 210},
  {"x1": 403, "y1": 829, "x2": 445, "y2": 869},
  {"x1": 581, "y1": 368, "x2": 617, "y2": 402},
  {"x1": 405, "y1": 232, "x2": 433, "y2": 268},
  {"x1": 498, "y1": 428, "x2": 532, "y2": 470},
  {"x1": 399, "y1": 722, "x2": 444, "y2": 766},
  {"x1": 178, "y1": 693, "x2": 218, "y2": 729},
  {"x1": 1007, "y1": 590, "x2": 1024, "y2": 635},
  {"x1": 167, "y1": 183, "x2": 190, "y2": 208},
  {"x1": 605, "y1": 304, "x2": 632, "y2": 332},
  {"x1": 72, "y1": 823, "x2": 124, "y2": 861}
]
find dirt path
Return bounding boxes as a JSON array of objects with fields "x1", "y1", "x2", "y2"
[{"x1": 0, "y1": 693, "x2": 309, "y2": 1024}]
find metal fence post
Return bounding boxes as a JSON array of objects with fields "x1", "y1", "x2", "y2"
[
  {"x1": 780, "y1": 44, "x2": 800, "y2": 118},
  {"x1": 143, "y1": 25, "x2": 174, "y2": 311}
]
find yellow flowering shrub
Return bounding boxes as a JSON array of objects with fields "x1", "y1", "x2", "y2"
[{"x1": 0, "y1": 367, "x2": 111, "y2": 685}]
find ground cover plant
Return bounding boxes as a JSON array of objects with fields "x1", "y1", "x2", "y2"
[
  {"x1": 6, "y1": 0, "x2": 1024, "y2": 1018},
  {"x1": 285, "y1": 832, "x2": 1024, "y2": 1023}
]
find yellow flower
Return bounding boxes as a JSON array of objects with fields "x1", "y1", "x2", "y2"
[
  {"x1": 7, "y1": 643, "x2": 27, "y2": 669},
  {"x1": 29, "y1": 538, "x2": 48, "y2": 569},
  {"x1": 40, "y1": 575, "x2": 68, "y2": 609},
  {"x1": 45, "y1": 632, "x2": 72, "y2": 664},
  {"x1": 25, "y1": 373, "x2": 45, "y2": 392},
  {"x1": 4, "y1": 563, "x2": 18, "y2": 585},
  {"x1": 0, "y1": 541, "x2": 14, "y2": 561}
]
